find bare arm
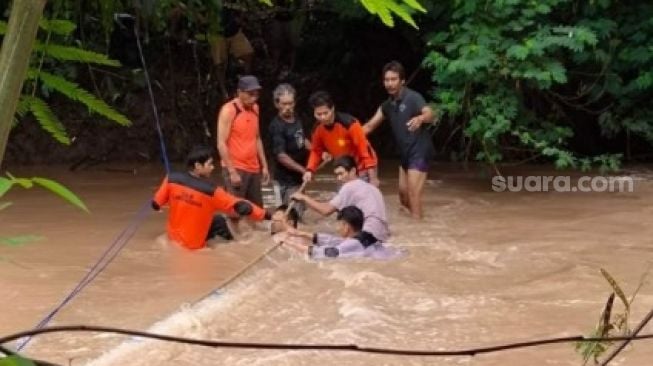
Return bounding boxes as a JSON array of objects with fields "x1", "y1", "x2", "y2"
[
  {"x1": 420, "y1": 105, "x2": 435, "y2": 123},
  {"x1": 363, "y1": 107, "x2": 384, "y2": 135},
  {"x1": 291, "y1": 192, "x2": 337, "y2": 216},
  {"x1": 256, "y1": 135, "x2": 268, "y2": 172},
  {"x1": 407, "y1": 105, "x2": 436, "y2": 131},
  {"x1": 217, "y1": 106, "x2": 236, "y2": 172},
  {"x1": 277, "y1": 153, "x2": 307, "y2": 175},
  {"x1": 257, "y1": 134, "x2": 270, "y2": 184}
]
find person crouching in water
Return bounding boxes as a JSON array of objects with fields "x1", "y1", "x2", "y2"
[
  {"x1": 281, "y1": 205, "x2": 386, "y2": 259},
  {"x1": 291, "y1": 155, "x2": 389, "y2": 244},
  {"x1": 270, "y1": 204, "x2": 299, "y2": 235},
  {"x1": 152, "y1": 145, "x2": 271, "y2": 250}
]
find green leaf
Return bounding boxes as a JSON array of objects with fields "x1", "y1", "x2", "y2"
[
  {"x1": 507, "y1": 45, "x2": 529, "y2": 60},
  {"x1": 0, "y1": 355, "x2": 37, "y2": 366},
  {"x1": 545, "y1": 60, "x2": 568, "y2": 84},
  {"x1": 15, "y1": 97, "x2": 29, "y2": 117},
  {"x1": 29, "y1": 71, "x2": 131, "y2": 126},
  {"x1": 5, "y1": 173, "x2": 33, "y2": 189},
  {"x1": 403, "y1": 0, "x2": 426, "y2": 12},
  {"x1": 31, "y1": 177, "x2": 89, "y2": 213},
  {"x1": 0, "y1": 177, "x2": 12, "y2": 197},
  {"x1": 33, "y1": 43, "x2": 121, "y2": 67},
  {"x1": 22, "y1": 96, "x2": 71, "y2": 145},
  {"x1": 385, "y1": 1, "x2": 418, "y2": 28},
  {"x1": 39, "y1": 19, "x2": 76, "y2": 36},
  {"x1": 0, "y1": 235, "x2": 44, "y2": 247},
  {"x1": 634, "y1": 72, "x2": 653, "y2": 90}
]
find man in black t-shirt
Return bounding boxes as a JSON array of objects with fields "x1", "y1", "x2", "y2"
[
  {"x1": 364, "y1": 61, "x2": 437, "y2": 220},
  {"x1": 268, "y1": 83, "x2": 310, "y2": 218}
]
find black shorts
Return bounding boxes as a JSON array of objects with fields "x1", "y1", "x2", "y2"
[
  {"x1": 400, "y1": 155, "x2": 431, "y2": 173},
  {"x1": 207, "y1": 215, "x2": 234, "y2": 241}
]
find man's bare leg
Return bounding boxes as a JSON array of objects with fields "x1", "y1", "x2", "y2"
[
  {"x1": 398, "y1": 167, "x2": 410, "y2": 213},
  {"x1": 406, "y1": 168, "x2": 428, "y2": 219}
]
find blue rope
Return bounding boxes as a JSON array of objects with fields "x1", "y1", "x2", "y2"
[
  {"x1": 16, "y1": 201, "x2": 151, "y2": 350},
  {"x1": 16, "y1": 15, "x2": 172, "y2": 350},
  {"x1": 134, "y1": 19, "x2": 170, "y2": 174}
]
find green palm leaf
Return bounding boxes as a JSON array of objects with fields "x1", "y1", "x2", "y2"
[
  {"x1": 28, "y1": 70, "x2": 131, "y2": 126},
  {"x1": 31, "y1": 177, "x2": 89, "y2": 212},
  {"x1": 38, "y1": 19, "x2": 76, "y2": 36},
  {"x1": 33, "y1": 42, "x2": 121, "y2": 67},
  {"x1": 0, "y1": 177, "x2": 12, "y2": 197},
  {"x1": 22, "y1": 95, "x2": 71, "y2": 145},
  {"x1": 15, "y1": 96, "x2": 29, "y2": 117}
]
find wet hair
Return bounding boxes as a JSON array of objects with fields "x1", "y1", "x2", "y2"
[
  {"x1": 275, "y1": 204, "x2": 298, "y2": 228},
  {"x1": 333, "y1": 155, "x2": 357, "y2": 173},
  {"x1": 382, "y1": 60, "x2": 406, "y2": 80},
  {"x1": 186, "y1": 145, "x2": 214, "y2": 168},
  {"x1": 273, "y1": 83, "x2": 296, "y2": 103},
  {"x1": 336, "y1": 205, "x2": 364, "y2": 232},
  {"x1": 308, "y1": 90, "x2": 334, "y2": 110}
]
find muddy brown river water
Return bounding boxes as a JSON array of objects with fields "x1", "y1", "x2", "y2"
[{"x1": 1, "y1": 163, "x2": 652, "y2": 365}]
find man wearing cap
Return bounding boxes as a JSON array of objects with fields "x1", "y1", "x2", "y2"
[{"x1": 217, "y1": 75, "x2": 270, "y2": 210}]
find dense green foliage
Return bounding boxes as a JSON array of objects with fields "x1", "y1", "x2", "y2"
[
  {"x1": 0, "y1": 17, "x2": 129, "y2": 145},
  {"x1": 2, "y1": 0, "x2": 652, "y2": 170},
  {"x1": 424, "y1": 0, "x2": 653, "y2": 171}
]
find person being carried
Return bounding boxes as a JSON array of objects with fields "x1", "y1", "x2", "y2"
[
  {"x1": 303, "y1": 91, "x2": 380, "y2": 187},
  {"x1": 291, "y1": 155, "x2": 389, "y2": 243},
  {"x1": 270, "y1": 204, "x2": 299, "y2": 235},
  {"x1": 152, "y1": 145, "x2": 271, "y2": 250},
  {"x1": 363, "y1": 61, "x2": 437, "y2": 219},
  {"x1": 280, "y1": 206, "x2": 398, "y2": 260}
]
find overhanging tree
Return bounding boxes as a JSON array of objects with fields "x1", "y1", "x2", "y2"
[{"x1": 0, "y1": 0, "x2": 46, "y2": 168}]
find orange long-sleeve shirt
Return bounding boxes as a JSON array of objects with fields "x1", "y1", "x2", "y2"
[
  {"x1": 153, "y1": 172, "x2": 266, "y2": 249},
  {"x1": 306, "y1": 112, "x2": 377, "y2": 172}
]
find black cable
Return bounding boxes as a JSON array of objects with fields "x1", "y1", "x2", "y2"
[{"x1": 1, "y1": 325, "x2": 653, "y2": 358}]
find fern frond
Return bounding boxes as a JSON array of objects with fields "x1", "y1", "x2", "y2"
[
  {"x1": 385, "y1": 1, "x2": 418, "y2": 28},
  {"x1": 33, "y1": 42, "x2": 121, "y2": 67},
  {"x1": 39, "y1": 19, "x2": 76, "y2": 36},
  {"x1": 13, "y1": 96, "x2": 31, "y2": 127},
  {"x1": 402, "y1": 0, "x2": 427, "y2": 13},
  {"x1": 22, "y1": 96, "x2": 71, "y2": 145},
  {"x1": 28, "y1": 70, "x2": 131, "y2": 126}
]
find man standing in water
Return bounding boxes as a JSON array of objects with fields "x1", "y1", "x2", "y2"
[
  {"x1": 268, "y1": 83, "x2": 310, "y2": 218},
  {"x1": 303, "y1": 91, "x2": 380, "y2": 187},
  {"x1": 152, "y1": 146, "x2": 270, "y2": 250},
  {"x1": 291, "y1": 155, "x2": 389, "y2": 243},
  {"x1": 364, "y1": 61, "x2": 437, "y2": 219},
  {"x1": 217, "y1": 75, "x2": 270, "y2": 208}
]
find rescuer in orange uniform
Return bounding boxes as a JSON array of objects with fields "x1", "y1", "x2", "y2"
[{"x1": 152, "y1": 145, "x2": 271, "y2": 250}]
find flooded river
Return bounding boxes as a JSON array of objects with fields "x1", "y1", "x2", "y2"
[{"x1": 1, "y1": 163, "x2": 652, "y2": 365}]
